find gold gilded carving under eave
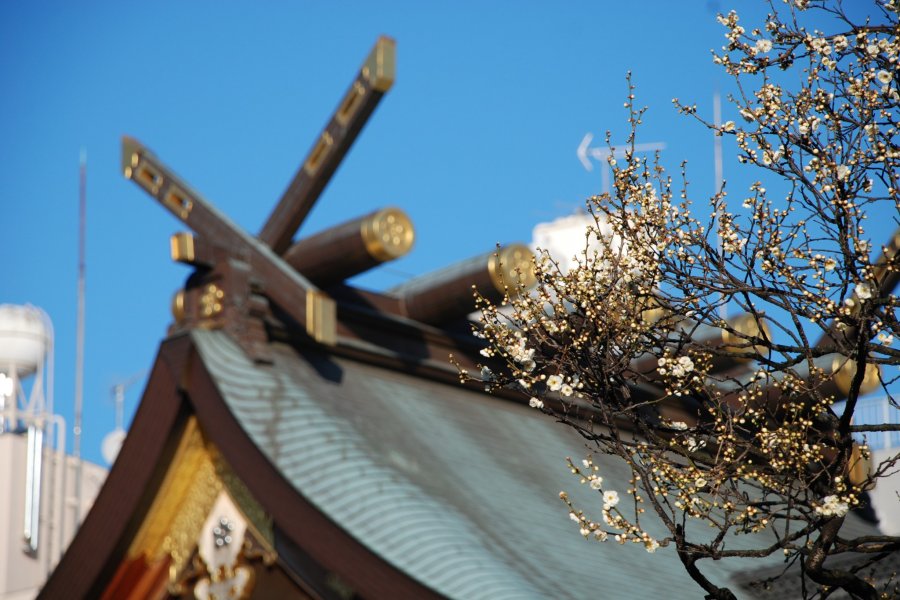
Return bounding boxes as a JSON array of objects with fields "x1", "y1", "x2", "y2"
[
  {"x1": 127, "y1": 416, "x2": 221, "y2": 576},
  {"x1": 126, "y1": 416, "x2": 276, "y2": 585}
]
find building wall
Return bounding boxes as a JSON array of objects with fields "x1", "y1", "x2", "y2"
[
  {"x1": 0, "y1": 434, "x2": 106, "y2": 600},
  {"x1": 850, "y1": 396, "x2": 900, "y2": 535},
  {"x1": 870, "y1": 446, "x2": 900, "y2": 536}
]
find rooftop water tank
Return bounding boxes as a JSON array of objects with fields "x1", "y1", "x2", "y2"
[{"x1": 0, "y1": 305, "x2": 49, "y2": 378}]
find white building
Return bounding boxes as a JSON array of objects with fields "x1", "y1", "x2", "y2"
[
  {"x1": 0, "y1": 305, "x2": 107, "y2": 599},
  {"x1": 0, "y1": 436, "x2": 105, "y2": 600},
  {"x1": 853, "y1": 396, "x2": 900, "y2": 535}
]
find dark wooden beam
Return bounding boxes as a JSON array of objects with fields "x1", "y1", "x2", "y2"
[
  {"x1": 391, "y1": 244, "x2": 536, "y2": 324},
  {"x1": 284, "y1": 207, "x2": 413, "y2": 287},
  {"x1": 259, "y1": 36, "x2": 396, "y2": 254},
  {"x1": 122, "y1": 136, "x2": 336, "y2": 346}
]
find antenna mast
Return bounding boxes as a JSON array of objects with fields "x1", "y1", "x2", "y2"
[
  {"x1": 713, "y1": 93, "x2": 727, "y2": 319},
  {"x1": 73, "y1": 149, "x2": 86, "y2": 526}
]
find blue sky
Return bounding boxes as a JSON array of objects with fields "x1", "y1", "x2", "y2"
[{"x1": 1, "y1": 1, "x2": 874, "y2": 466}]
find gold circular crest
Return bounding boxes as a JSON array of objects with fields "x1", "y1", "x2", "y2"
[
  {"x1": 721, "y1": 313, "x2": 772, "y2": 360},
  {"x1": 832, "y1": 356, "x2": 881, "y2": 396},
  {"x1": 361, "y1": 207, "x2": 415, "y2": 261},
  {"x1": 488, "y1": 244, "x2": 537, "y2": 294}
]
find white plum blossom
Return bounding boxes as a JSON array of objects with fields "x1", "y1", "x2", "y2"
[
  {"x1": 755, "y1": 38, "x2": 773, "y2": 53},
  {"x1": 529, "y1": 397, "x2": 544, "y2": 409},
  {"x1": 685, "y1": 436, "x2": 707, "y2": 452},
  {"x1": 836, "y1": 164, "x2": 851, "y2": 180},
  {"x1": 506, "y1": 334, "x2": 536, "y2": 365},
  {"x1": 855, "y1": 282, "x2": 874, "y2": 301},
  {"x1": 560, "y1": 384, "x2": 574, "y2": 397},
  {"x1": 603, "y1": 490, "x2": 620, "y2": 509},
  {"x1": 675, "y1": 356, "x2": 695, "y2": 377},
  {"x1": 877, "y1": 70, "x2": 893, "y2": 85},
  {"x1": 720, "y1": 226, "x2": 747, "y2": 253},
  {"x1": 589, "y1": 476, "x2": 604, "y2": 490},
  {"x1": 645, "y1": 539, "x2": 660, "y2": 553},
  {"x1": 658, "y1": 355, "x2": 695, "y2": 378},
  {"x1": 809, "y1": 37, "x2": 831, "y2": 55},
  {"x1": 547, "y1": 374, "x2": 564, "y2": 391},
  {"x1": 815, "y1": 495, "x2": 850, "y2": 517}
]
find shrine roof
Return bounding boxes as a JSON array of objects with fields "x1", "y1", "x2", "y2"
[
  {"x1": 40, "y1": 325, "x2": 883, "y2": 599},
  {"x1": 193, "y1": 328, "x2": 864, "y2": 599}
]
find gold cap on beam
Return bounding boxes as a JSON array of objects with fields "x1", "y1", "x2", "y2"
[
  {"x1": 284, "y1": 207, "x2": 415, "y2": 287},
  {"x1": 121, "y1": 135, "x2": 141, "y2": 180},
  {"x1": 361, "y1": 207, "x2": 415, "y2": 262},
  {"x1": 363, "y1": 36, "x2": 396, "y2": 93},
  {"x1": 832, "y1": 356, "x2": 881, "y2": 396},
  {"x1": 392, "y1": 244, "x2": 537, "y2": 324},
  {"x1": 487, "y1": 243, "x2": 537, "y2": 293},
  {"x1": 721, "y1": 313, "x2": 772, "y2": 360}
]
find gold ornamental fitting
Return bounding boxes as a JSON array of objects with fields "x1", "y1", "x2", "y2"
[
  {"x1": 361, "y1": 207, "x2": 415, "y2": 262},
  {"x1": 303, "y1": 131, "x2": 334, "y2": 176},
  {"x1": 721, "y1": 313, "x2": 771, "y2": 360},
  {"x1": 488, "y1": 244, "x2": 537, "y2": 294},
  {"x1": 171, "y1": 289, "x2": 186, "y2": 324},
  {"x1": 121, "y1": 136, "x2": 141, "y2": 179},
  {"x1": 832, "y1": 356, "x2": 881, "y2": 396},
  {"x1": 305, "y1": 290, "x2": 337, "y2": 346},
  {"x1": 362, "y1": 36, "x2": 396, "y2": 93},
  {"x1": 199, "y1": 284, "x2": 225, "y2": 319},
  {"x1": 170, "y1": 232, "x2": 196, "y2": 263}
]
